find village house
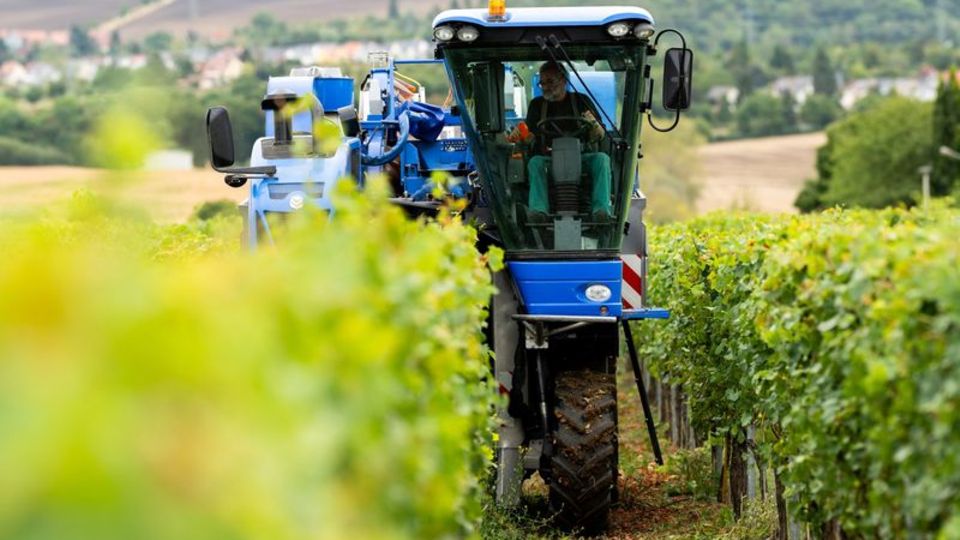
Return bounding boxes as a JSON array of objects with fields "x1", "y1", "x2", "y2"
[
  {"x1": 705, "y1": 85, "x2": 739, "y2": 108},
  {"x1": 840, "y1": 68, "x2": 940, "y2": 109},
  {"x1": 198, "y1": 47, "x2": 246, "y2": 90},
  {"x1": 768, "y1": 75, "x2": 814, "y2": 105}
]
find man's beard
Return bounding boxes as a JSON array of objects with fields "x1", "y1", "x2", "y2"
[{"x1": 543, "y1": 87, "x2": 564, "y2": 102}]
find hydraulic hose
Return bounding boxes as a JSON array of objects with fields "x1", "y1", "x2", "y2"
[{"x1": 361, "y1": 112, "x2": 410, "y2": 166}]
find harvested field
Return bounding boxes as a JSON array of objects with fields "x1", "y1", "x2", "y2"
[
  {"x1": 0, "y1": 132, "x2": 824, "y2": 222},
  {"x1": 1, "y1": 0, "x2": 433, "y2": 38},
  {"x1": 116, "y1": 0, "x2": 436, "y2": 39},
  {"x1": 0, "y1": 0, "x2": 126, "y2": 29},
  {"x1": 695, "y1": 132, "x2": 826, "y2": 214},
  {"x1": 0, "y1": 166, "x2": 241, "y2": 222}
]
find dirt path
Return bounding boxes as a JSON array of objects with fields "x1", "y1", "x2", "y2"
[
  {"x1": 500, "y1": 367, "x2": 733, "y2": 539},
  {"x1": 604, "y1": 372, "x2": 728, "y2": 539},
  {"x1": 93, "y1": 0, "x2": 180, "y2": 36}
]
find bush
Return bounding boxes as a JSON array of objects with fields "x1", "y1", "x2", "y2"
[
  {"x1": 0, "y1": 183, "x2": 500, "y2": 539},
  {"x1": 799, "y1": 95, "x2": 843, "y2": 130},
  {"x1": 660, "y1": 447, "x2": 717, "y2": 501},
  {"x1": 192, "y1": 199, "x2": 239, "y2": 221},
  {"x1": 815, "y1": 96, "x2": 933, "y2": 209},
  {"x1": 735, "y1": 93, "x2": 797, "y2": 138},
  {"x1": 639, "y1": 205, "x2": 960, "y2": 536},
  {"x1": 0, "y1": 135, "x2": 71, "y2": 165}
]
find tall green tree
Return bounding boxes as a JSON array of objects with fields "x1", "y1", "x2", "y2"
[
  {"x1": 727, "y1": 38, "x2": 754, "y2": 102},
  {"x1": 69, "y1": 25, "x2": 98, "y2": 57},
  {"x1": 813, "y1": 47, "x2": 838, "y2": 96},
  {"x1": 799, "y1": 94, "x2": 842, "y2": 130},
  {"x1": 109, "y1": 31, "x2": 122, "y2": 57},
  {"x1": 932, "y1": 68, "x2": 960, "y2": 194},
  {"x1": 779, "y1": 91, "x2": 798, "y2": 131},
  {"x1": 143, "y1": 31, "x2": 173, "y2": 54},
  {"x1": 389, "y1": 0, "x2": 399, "y2": 18},
  {"x1": 821, "y1": 97, "x2": 933, "y2": 208},
  {"x1": 736, "y1": 93, "x2": 793, "y2": 137},
  {"x1": 770, "y1": 44, "x2": 795, "y2": 74}
]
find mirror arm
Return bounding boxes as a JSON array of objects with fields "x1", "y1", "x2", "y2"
[
  {"x1": 646, "y1": 109, "x2": 681, "y2": 133},
  {"x1": 213, "y1": 164, "x2": 278, "y2": 188},
  {"x1": 654, "y1": 28, "x2": 687, "y2": 50},
  {"x1": 211, "y1": 163, "x2": 277, "y2": 177}
]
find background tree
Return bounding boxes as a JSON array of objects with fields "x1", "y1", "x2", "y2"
[
  {"x1": 799, "y1": 94, "x2": 843, "y2": 130},
  {"x1": 69, "y1": 25, "x2": 98, "y2": 57},
  {"x1": 820, "y1": 97, "x2": 933, "y2": 208},
  {"x1": 0, "y1": 40, "x2": 10, "y2": 64},
  {"x1": 813, "y1": 47, "x2": 838, "y2": 96},
  {"x1": 932, "y1": 68, "x2": 960, "y2": 195},
  {"x1": 736, "y1": 93, "x2": 794, "y2": 137},
  {"x1": 727, "y1": 38, "x2": 755, "y2": 102},
  {"x1": 779, "y1": 91, "x2": 798, "y2": 132},
  {"x1": 389, "y1": 0, "x2": 399, "y2": 18},
  {"x1": 794, "y1": 134, "x2": 837, "y2": 212},
  {"x1": 769, "y1": 44, "x2": 796, "y2": 74},
  {"x1": 143, "y1": 32, "x2": 173, "y2": 55},
  {"x1": 109, "y1": 31, "x2": 122, "y2": 57}
]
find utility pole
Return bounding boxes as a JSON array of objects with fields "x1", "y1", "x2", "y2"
[{"x1": 918, "y1": 165, "x2": 932, "y2": 210}]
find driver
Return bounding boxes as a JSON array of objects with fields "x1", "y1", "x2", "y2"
[{"x1": 514, "y1": 61, "x2": 613, "y2": 221}]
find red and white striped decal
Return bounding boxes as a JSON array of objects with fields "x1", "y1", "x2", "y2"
[{"x1": 621, "y1": 254, "x2": 644, "y2": 309}]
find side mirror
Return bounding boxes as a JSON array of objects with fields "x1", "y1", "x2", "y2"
[
  {"x1": 662, "y1": 48, "x2": 694, "y2": 111},
  {"x1": 204, "y1": 106, "x2": 278, "y2": 185},
  {"x1": 206, "y1": 107, "x2": 236, "y2": 169}
]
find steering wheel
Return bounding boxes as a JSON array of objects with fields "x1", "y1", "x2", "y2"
[{"x1": 536, "y1": 115, "x2": 597, "y2": 139}]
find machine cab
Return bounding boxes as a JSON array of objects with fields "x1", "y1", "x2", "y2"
[{"x1": 434, "y1": 7, "x2": 656, "y2": 257}]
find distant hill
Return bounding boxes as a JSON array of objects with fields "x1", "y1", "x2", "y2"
[
  {"x1": 508, "y1": 0, "x2": 960, "y2": 56},
  {"x1": 1, "y1": 0, "x2": 128, "y2": 30},
  {"x1": 3, "y1": 0, "x2": 959, "y2": 52},
  {"x1": 0, "y1": 0, "x2": 435, "y2": 37},
  {"x1": 116, "y1": 0, "x2": 438, "y2": 40}
]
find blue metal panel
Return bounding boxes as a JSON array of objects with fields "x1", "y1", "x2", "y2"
[
  {"x1": 248, "y1": 138, "x2": 360, "y2": 215},
  {"x1": 312, "y1": 77, "x2": 354, "y2": 112},
  {"x1": 622, "y1": 308, "x2": 670, "y2": 320},
  {"x1": 434, "y1": 7, "x2": 654, "y2": 28},
  {"x1": 508, "y1": 260, "x2": 622, "y2": 317}
]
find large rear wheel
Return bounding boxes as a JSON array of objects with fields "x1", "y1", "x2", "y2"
[{"x1": 548, "y1": 370, "x2": 618, "y2": 534}]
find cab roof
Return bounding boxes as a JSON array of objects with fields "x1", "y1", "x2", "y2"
[{"x1": 432, "y1": 6, "x2": 654, "y2": 29}]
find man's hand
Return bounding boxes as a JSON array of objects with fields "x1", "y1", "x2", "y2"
[
  {"x1": 507, "y1": 121, "x2": 533, "y2": 144},
  {"x1": 581, "y1": 111, "x2": 604, "y2": 142}
]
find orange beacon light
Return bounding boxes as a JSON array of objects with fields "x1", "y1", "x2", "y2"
[{"x1": 488, "y1": 0, "x2": 506, "y2": 20}]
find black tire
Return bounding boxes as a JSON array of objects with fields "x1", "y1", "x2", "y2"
[{"x1": 548, "y1": 370, "x2": 618, "y2": 535}]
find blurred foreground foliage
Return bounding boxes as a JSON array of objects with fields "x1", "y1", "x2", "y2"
[
  {"x1": 639, "y1": 203, "x2": 960, "y2": 536},
  {"x1": 0, "y1": 181, "x2": 500, "y2": 539}
]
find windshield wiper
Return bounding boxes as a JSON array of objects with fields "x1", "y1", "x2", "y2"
[{"x1": 536, "y1": 35, "x2": 625, "y2": 141}]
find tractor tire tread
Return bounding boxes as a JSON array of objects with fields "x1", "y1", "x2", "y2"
[{"x1": 548, "y1": 370, "x2": 618, "y2": 535}]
